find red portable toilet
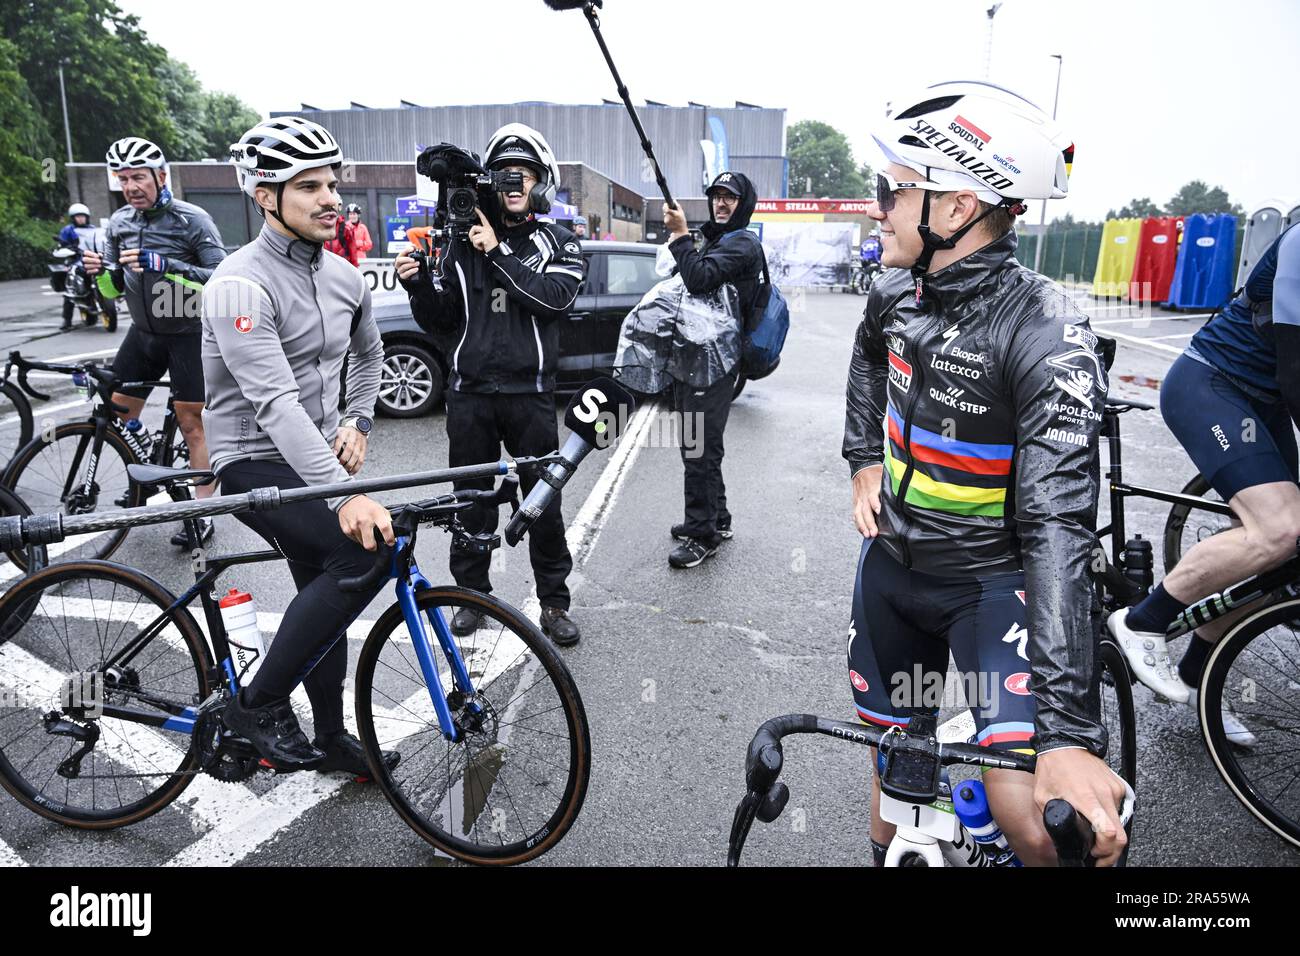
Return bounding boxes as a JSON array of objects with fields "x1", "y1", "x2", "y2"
[{"x1": 1128, "y1": 216, "x2": 1183, "y2": 302}]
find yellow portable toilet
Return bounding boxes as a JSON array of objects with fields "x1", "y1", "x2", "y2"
[{"x1": 1092, "y1": 218, "x2": 1143, "y2": 297}]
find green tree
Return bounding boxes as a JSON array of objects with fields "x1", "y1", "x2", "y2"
[
  {"x1": 156, "y1": 57, "x2": 207, "y2": 160},
  {"x1": 0, "y1": 36, "x2": 59, "y2": 223},
  {"x1": 858, "y1": 161, "x2": 876, "y2": 199},
  {"x1": 0, "y1": 0, "x2": 176, "y2": 161},
  {"x1": 1105, "y1": 197, "x2": 1162, "y2": 220},
  {"x1": 1164, "y1": 180, "x2": 1244, "y2": 217},
  {"x1": 787, "y1": 120, "x2": 868, "y2": 197},
  {"x1": 200, "y1": 91, "x2": 260, "y2": 160}
]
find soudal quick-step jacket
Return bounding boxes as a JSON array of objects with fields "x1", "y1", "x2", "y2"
[
  {"x1": 842, "y1": 231, "x2": 1109, "y2": 756},
  {"x1": 402, "y1": 219, "x2": 585, "y2": 393}
]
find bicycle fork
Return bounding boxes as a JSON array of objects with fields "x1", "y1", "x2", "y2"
[{"x1": 395, "y1": 546, "x2": 479, "y2": 744}]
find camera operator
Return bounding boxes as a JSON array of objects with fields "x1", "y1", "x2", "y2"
[{"x1": 395, "y1": 124, "x2": 586, "y2": 646}]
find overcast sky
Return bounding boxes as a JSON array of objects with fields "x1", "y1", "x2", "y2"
[{"x1": 120, "y1": 0, "x2": 1299, "y2": 221}]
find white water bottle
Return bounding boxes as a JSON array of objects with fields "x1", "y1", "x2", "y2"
[{"x1": 219, "y1": 588, "x2": 265, "y2": 684}]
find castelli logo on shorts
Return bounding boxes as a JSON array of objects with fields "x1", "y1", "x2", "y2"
[
  {"x1": 234, "y1": 315, "x2": 253, "y2": 334},
  {"x1": 1004, "y1": 672, "x2": 1031, "y2": 696},
  {"x1": 850, "y1": 670, "x2": 869, "y2": 693}
]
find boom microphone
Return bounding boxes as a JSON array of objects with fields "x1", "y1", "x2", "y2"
[
  {"x1": 543, "y1": 0, "x2": 601, "y2": 9},
  {"x1": 504, "y1": 377, "x2": 636, "y2": 546}
]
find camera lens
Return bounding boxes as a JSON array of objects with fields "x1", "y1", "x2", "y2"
[{"x1": 448, "y1": 188, "x2": 476, "y2": 218}]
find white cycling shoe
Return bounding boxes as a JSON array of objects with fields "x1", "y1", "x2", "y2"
[
  {"x1": 1108, "y1": 608, "x2": 1190, "y2": 703},
  {"x1": 1187, "y1": 686, "x2": 1259, "y2": 748}
]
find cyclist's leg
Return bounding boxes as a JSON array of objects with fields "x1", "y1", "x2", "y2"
[
  {"x1": 444, "y1": 390, "x2": 500, "y2": 594},
  {"x1": 165, "y1": 331, "x2": 213, "y2": 498},
  {"x1": 848, "y1": 538, "x2": 947, "y2": 852},
  {"x1": 500, "y1": 392, "x2": 573, "y2": 611},
  {"x1": 217, "y1": 460, "x2": 384, "y2": 710},
  {"x1": 1147, "y1": 356, "x2": 1300, "y2": 622},
  {"x1": 947, "y1": 570, "x2": 1057, "y2": 866},
  {"x1": 110, "y1": 325, "x2": 160, "y2": 422},
  {"x1": 283, "y1": 559, "x2": 348, "y2": 740}
]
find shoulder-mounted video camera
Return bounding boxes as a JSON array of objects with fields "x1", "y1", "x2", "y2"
[{"x1": 415, "y1": 143, "x2": 524, "y2": 241}]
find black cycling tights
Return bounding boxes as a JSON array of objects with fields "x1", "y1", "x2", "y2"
[{"x1": 219, "y1": 459, "x2": 386, "y2": 739}]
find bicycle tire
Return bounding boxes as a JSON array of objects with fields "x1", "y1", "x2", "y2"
[
  {"x1": 1162, "y1": 474, "x2": 1233, "y2": 573},
  {"x1": 354, "y1": 586, "x2": 591, "y2": 865},
  {"x1": 0, "y1": 560, "x2": 213, "y2": 828},
  {"x1": 1098, "y1": 638, "x2": 1138, "y2": 865},
  {"x1": 0, "y1": 379, "x2": 34, "y2": 471},
  {"x1": 2, "y1": 420, "x2": 145, "y2": 569},
  {"x1": 0, "y1": 483, "x2": 47, "y2": 575},
  {"x1": 1199, "y1": 596, "x2": 1300, "y2": 849}
]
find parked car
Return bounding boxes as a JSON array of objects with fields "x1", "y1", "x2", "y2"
[{"x1": 371, "y1": 240, "x2": 745, "y2": 417}]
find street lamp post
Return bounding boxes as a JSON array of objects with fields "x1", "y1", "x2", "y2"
[
  {"x1": 984, "y1": 4, "x2": 1003, "y2": 79},
  {"x1": 1032, "y1": 54, "x2": 1064, "y2": 275},
  {"x1": 57, "y1": 60, "x2": 74, "y2": 163}
]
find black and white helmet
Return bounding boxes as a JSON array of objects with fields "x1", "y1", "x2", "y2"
[
  {"x1": 230, "y1": 117, "x2": 344, "y2": 197},
  {"x1": 105, "y1": 137, "x2": 166, "y2": 171},
  {"x1": 484, "y1": 123, "x2": 561, "y2": 214}
]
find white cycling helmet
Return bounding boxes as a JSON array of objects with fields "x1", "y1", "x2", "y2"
[
  {"x1": 230, "y1": 117, "x2": 343, "y2": 198},
  {"x1": 873, "y1": 80, "x2": 1073, "y2": 203},
  {"x1": 484, "y1": 123, "x2": 561, "y2": 214},
  {"x1": 67, "y1": 203, "x2": 91, "y2": 218},
  {"x1": 105, "y1": 137, "x2": 167, "y2": 171}
]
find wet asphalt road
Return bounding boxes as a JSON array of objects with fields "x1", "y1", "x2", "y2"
[{"x1": 0, "y1": 279, "x2": 1297, "y2": 868}]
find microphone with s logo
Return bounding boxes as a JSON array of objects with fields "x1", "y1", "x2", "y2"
[{"x1": 503, "y1": 376, "x2": 636, "y2": 546}]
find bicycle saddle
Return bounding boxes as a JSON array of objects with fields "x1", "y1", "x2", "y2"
[{"x1": 127, "y1": 464, "x2": 217, "y2": 487}]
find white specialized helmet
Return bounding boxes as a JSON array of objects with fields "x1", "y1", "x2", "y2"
[
  {"x1": 67, "y1": 203, "x2": 91, "y2": 218},
  {"x1": 873, "y1": 80, "x2": 1074, "y2": 203},
  {"x1": 105, "y1": 137, "x2": 166, "y2": 171},
  {"x1": 484, "y1": 123, "x2": 561, "y2": 214},
  {"x1": 230, "y1": 117, "x2": 344, "y2": 198}
]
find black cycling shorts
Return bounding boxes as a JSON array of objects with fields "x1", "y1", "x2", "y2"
[
  {"x1": 1162, "y1": 353, "x2": 1299, "y2": 502},
  {"x1": 848, "y1": 537, "x2": 1038, "y2": 754},
  {"x1": 112, "y1": 325, "x2": 205, "y2": 403}
]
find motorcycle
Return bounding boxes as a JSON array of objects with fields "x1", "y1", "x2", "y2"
[{"x1": 49, "y1": 243, "x2": 117, "y2": 332}]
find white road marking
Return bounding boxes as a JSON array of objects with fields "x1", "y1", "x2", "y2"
[
  {"x1": 1146, "y1": 332, "x2": 1196, "y2": 341},
  {"x1": 1100, "y1": 329, "x2": 1185, "y2": 357},
  {"x1": 0, "y1": 396, "x2": 92, "y2": 428},
  {"x1": 0, "y1": 837, "x2": 26, "y2": 866},
  {"x1": 1089, "y1": 315, "x2": 1206, "y2": 327}
]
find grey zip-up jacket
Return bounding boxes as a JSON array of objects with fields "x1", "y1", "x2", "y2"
[
  {"x1": 201, "y1": 225, "x2": 383, "y2": 510},
  {"x1": 842, "y1": 230, "x2": 1109, "y2": 757}
]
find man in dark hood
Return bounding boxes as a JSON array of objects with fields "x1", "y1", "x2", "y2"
[{"x1": 661, "y1": 171, "x2": 765, "y2": 568}]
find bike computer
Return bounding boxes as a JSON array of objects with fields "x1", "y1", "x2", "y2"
[{"x1": 879, "y1": 715, "x2": 942, "y2": 804}]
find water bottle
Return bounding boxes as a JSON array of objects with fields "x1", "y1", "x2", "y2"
[
  {"x1": 952, "y1": 778, "x2": 1021, "y2": 866},
  {"x1": 1122, "y1": 535, "x2": 1154, "y2": 598},
  {"x1": 123, "y1": 417, "x2": 153, "y2": 457},
  {"x1": 219, "y1": 588, "x2": 265, "y2": 684}
]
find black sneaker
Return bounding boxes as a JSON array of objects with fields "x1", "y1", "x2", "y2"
[
  {"x1": 669, "y1": 537, "x2": 718, "y2": 569},
  {"x1": 451, "y1": 607, "x2": 484, "y2": 637},
  {"x1": 222, "y1": 692, "x2": 324, "y2": 772},
  {"x1": 313, "y1": 731, "x2": 400, "y2": 782},
  {"x1": 671, "y1": 518, "x2": 732, "y2": 541},
  {"x1": 171, "y1": 517, "x2": 214, "y2": 549},
  {"x1": 540, "y1": 606, "x2": 580, "y2": 647}
]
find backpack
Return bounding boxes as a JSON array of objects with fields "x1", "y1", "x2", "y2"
[{"x1": 741, "y1": 245, "x2": 789, "y2": 380}]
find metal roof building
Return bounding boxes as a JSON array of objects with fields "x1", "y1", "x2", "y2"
[{"x1": 272, "y1": 101, "x2": 788, "y2": 199}]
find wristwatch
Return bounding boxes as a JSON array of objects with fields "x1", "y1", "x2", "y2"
[{"x1": 339, "y1": 415, "x2": 372, "y2": 436}]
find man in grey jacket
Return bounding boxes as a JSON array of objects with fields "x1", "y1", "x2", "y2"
[{"x1": 203, "y1": 117, "x2": 394, "y2": 776}]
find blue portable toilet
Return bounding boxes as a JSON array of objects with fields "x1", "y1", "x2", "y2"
[{"x1": 1167, "y1": 213, "x2": 1238, "y2": 310}]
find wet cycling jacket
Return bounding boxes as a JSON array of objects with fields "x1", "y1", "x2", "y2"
[
  {"x1": 98, "y1": 197, "x2": 227, "y2": 335},
  {"x1": 842, "y1": 230, "x2": 1109, "y2": 756},
  {"x1": 201, "y1": 225, "x2": 383, "y2": 511}
]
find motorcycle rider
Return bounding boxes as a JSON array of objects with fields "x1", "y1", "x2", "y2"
[{"x1": 56, "y1": 203, "x2": 108, "y2": 330}]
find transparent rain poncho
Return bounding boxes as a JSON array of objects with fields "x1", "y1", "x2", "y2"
[{"x1": 613, "y1": 273, "x2": 741, "y2": 393}]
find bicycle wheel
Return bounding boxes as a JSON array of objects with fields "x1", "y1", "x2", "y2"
[
  {"x1": 0, "y1": 560, "x2": 213, "y2": 827},
  {"x1": 0, "y1": 380, "x2": 34, "y2": 473},
  {"x1": 1199, "y1": 597, "x2": 1300, "y2": 848},
  {"x1": 1097, "y1": 638, "x2": 1138, "y2": 865},
  {"x1": 2, "y1": 420, "x2": 145, "y2": 569},
  {"x1": 354, "y1": 586, "x2": 591, "y2": 865},
  {"x1": 1163, "y1": 474, "x2": 1234, "y2": 573}
]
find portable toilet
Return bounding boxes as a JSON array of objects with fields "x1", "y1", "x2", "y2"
[
  {"x1": 1168, "y1": 213, "x2": 1239, "y2": 310},
  {"x1": 1091, "y1": 218, "x2": 1142, "y2": 298},
  {"x1": 1128, "y1": 216, "x2": 1182, "y2": 302},
  {"x1": 1286, "y1": 202, "x2": 1300, "y2": 228},
  {"x1": 1235, "y1": 202, "x2": 1285, "y2": 288}
]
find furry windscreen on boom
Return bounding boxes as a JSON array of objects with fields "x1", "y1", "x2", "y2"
[{"x1": 543, "y1": 0, "x2": 601, "y2": 10}]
